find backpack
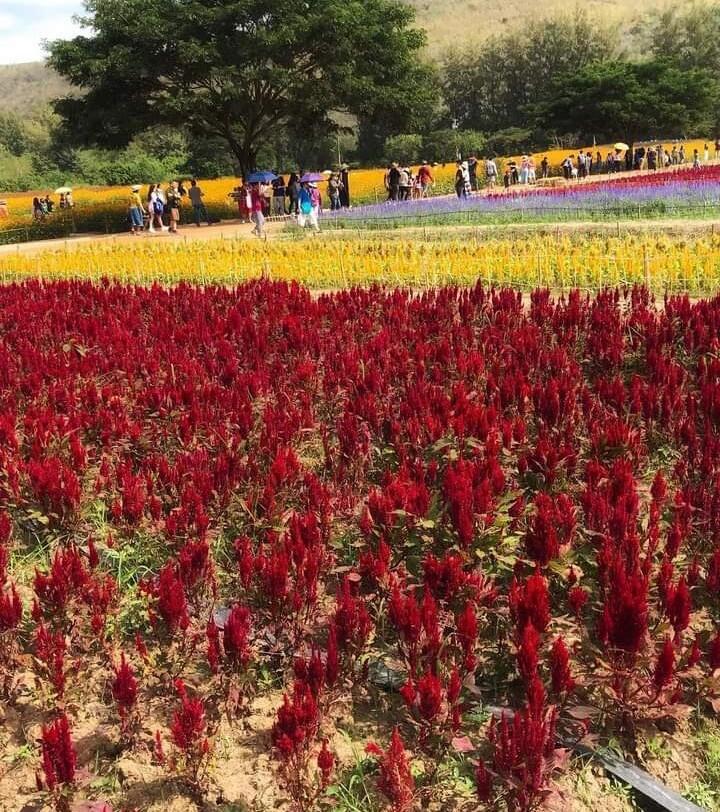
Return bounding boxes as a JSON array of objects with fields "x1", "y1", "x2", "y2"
[{"x1": 153, "y1": 197, "x2": 165, "y2": 215}]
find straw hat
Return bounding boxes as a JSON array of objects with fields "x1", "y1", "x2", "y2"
[{"x1": 131, "y1": 184, "x2": 142, "y2": 192}]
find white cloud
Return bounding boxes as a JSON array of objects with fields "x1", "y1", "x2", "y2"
[{"x1": 0, "y1": 2, "x2": 84, "y2": 63}]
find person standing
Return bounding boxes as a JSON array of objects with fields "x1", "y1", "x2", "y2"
[
  {"x1": 64, "y1": 190, "x2": 74, "y2": 208},
  {"x1": 287, "y1": 173, "x2": 301, "y2": 215},
  {"x1": 540, "y1": 156, "x2": 549, "y2": 179},
  {"x1": 455, "y1": 160, "x2": 467, "y2": 198},
  {"x1": 704, "y1": 143, "x2": 710, "y2": 163},
  {"x1": 128, "y1": 184, "x2": 146, "y2": 236},
  {"x1": 339, "y1": 164, "x2": 350, "y2": 207},
  {"x1": 328, "y1": 172, "x2": 343, "y2": 210},
  {"x1": 44, "y1": 195, "x2": 54, "y2": 214},
  {"x1": 693, "y1": 148, "x2": 701, "y2": 168},
  {"x1": 188, "y1": 179, "x2": 211, "y2": 226},
  {"x1": 484, "y1": 157, "x2": 497, "y2": 188},
  {"x1": 386, "y1": 162, "x2": 401, "y2": 201},
  {"x1": 166, "y1": 181, "x2": 182, "y2": 234},
  {"x1": 468, "y1": 155, "x2": 479, "y2": 191},
  {"x1": 153, "y1": 183, "x2": 168, "y2": 231},
  {"x1": 250, "y1": 182, "x2": 265, "y2": 237},
  {"x1": 418, "y1": 161, "x2": 434, "y2": 196},
  {"x1": 271, "y1": 174, "x2": 286, "y2": 216},
  {"x1": 32, "y1": 197, "x2": 44, "y2": 220},
  {"x1": 399, "y1": 166, "x2": 412, "y2": 201},
  {"x1": 679, "y1": 145, "x2": 686, "y2": 164}
]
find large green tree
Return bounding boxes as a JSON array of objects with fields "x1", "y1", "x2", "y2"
[
  {"x1": 531, "y1": 59, "x2": 720, "y2": 146},
  {"x1": 48, "y1": 0, "x2": 436, "y2": 176}
]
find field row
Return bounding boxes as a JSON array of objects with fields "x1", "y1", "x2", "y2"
[{"x1": 4, "y1": 232, "x2": 720, "y2": 293}]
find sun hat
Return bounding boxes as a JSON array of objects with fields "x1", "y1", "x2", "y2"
[{"x1": 131, "y1": 184, "x2": 141, "y2": 192}]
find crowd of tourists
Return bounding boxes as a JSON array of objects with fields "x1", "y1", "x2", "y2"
[
  {"x1": 127, "y1": 179, "x2": 210, "y2": 236},
  {"x1": 30, "y1": 191, "x2": 74, "y2": 220}
]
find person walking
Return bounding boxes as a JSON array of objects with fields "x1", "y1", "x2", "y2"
[
  {"x1": 250, "y1": 182, "x2": 265, "y2": 238},
  {"x1": 166, "y1": 181, "x2": 182, "y2": 234},
  {"x1": 298, "y1": 182, "x2": 321, "y2": 232},
  {"x1": 188, "y1": 179, "x2": 211, "y2": 226},
  {"x1": 679, "y1": 145, "x2": 686, "y2": 164},
  {"x1": 128, "y1": 184, "x2": 146, "y2": 236},
  {"x1": 704, "y1": 143, "x2": 710, "y2": 163},
  {"x1": 455, "y1": 160, "x2": 467, "y2": 198},
  {"x1": 418, "y1": 161, "x2": 434, "y2": 196},
  {"x1": 693, "y1": 148, "x2": 701, "y2": 168},
  {"x1": 32, "y1": 197, "x2": 44, "y2": 220}
]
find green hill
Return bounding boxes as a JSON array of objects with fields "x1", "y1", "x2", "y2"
[{"x1": 0, "y1": 62, "x2": 73, "y2": 117}]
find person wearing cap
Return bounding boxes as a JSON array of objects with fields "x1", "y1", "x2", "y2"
[{"x1": 128, "y1": 185, "x2": 146, "y2": 236}]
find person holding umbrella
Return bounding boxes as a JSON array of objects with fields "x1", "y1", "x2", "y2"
[{"x1": 298, "y1": 181, "x2": 321, "y2": 232}]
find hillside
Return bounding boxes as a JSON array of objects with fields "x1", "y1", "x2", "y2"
[{"x1": 0, "y1": 62, "x2": 73, "y2": 117}]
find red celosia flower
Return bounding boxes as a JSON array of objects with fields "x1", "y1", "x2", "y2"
[
  {"x1": 223, "y1": 604, "x2": 252, "y2": 668},
  {"x1": 568, "y1": 586, "x2": 588, "y2": 617},
  {"x1": 653, "y1": 637, "x2": 676, "y2": 691},
  {"x1": 34, "y1": 622, "x2": 66, "y2": 697},
  {"x1": 456, "y1": 601, "x2": 478, "y2": 672},
  {"x1": 39, "y1": 713, "x2": 76, "y2": 791},
  {"x1": 0, "y1": 582, "x2": 21, "y2": 631},
  {"x1": 416, "y1": 669, "x2": 443, "y2": 722},
  {"x1": 510, "y1": 572, "x2": 551, "y2": 633},
  {"x1": 517, "y1": 623, "x2": 540, "y2": 686},
  {"x1": 475, "y1": 759, "x2": 493, "y2": 802},
  {"x1": 317, "y1": 739, "x2": 335, "y2": 788},
  {"x1": 206, "y1": 617, "x2": 220, "y2": 674},
  {"x1": 333, "y1": 576, "x2": 372, "y2": 654},
  {"x1": 170, "y1": 679, "x2": 208, "y2": 757},
  {"x1": 709, "y1": 630, "x2": 720, "y2": 670},
  {"x1": 272, "y1": 679, "x2": 320, "y2": 759},
  {"x1": 112, "y1": 652, "x2": 138, "y2": 716},
  {"x1": 550, "y1": 636, "x2": 576, "y2": 695},
  {"x1": 146, "y1": 562, "x2": 189, "y2": 634},
  {"x1": 366, "y1": 728, "x2": 415, "y2": 812}
]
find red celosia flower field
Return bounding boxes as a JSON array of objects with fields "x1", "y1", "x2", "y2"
[{"x1": 2, "y1": 278, "x2": 720, "y2": 810}]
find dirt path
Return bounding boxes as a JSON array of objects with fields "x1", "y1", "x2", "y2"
[{"x1": 0, "y1": 217, "x2": 287, "y2": 257}]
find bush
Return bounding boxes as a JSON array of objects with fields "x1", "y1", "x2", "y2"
[{"x1": 383, "y1": 134, "x2": 424, "y2": 165}]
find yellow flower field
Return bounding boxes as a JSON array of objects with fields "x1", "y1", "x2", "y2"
[{"x1": 1, "y1": 231, "x2": 720, "y2": 295}]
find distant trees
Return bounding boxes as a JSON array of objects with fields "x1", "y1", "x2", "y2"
[
  {"x1": 529, "y1": 59, "x2": 720, "y2": 147},
  {"x1": 442, "y1": 12, "x2": 618, "y2": 133}
]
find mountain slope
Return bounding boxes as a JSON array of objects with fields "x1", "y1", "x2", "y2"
[{"x1": 0, "y1": 62, "x2": 73, "y2": 117}]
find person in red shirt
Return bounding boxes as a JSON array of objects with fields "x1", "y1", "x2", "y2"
[
  {"x1": 417, "y1": 161, "x2": 434, "y2": 197},
  {"x1": 250, "y1": 183, "x2": 265, "y2": 238}
]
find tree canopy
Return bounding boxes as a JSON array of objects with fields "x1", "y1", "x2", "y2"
[
  {"x1": 531, "y1": 59, "x2": 720, "y2": 146},
  {"x1": 48, "y1": 0, "x2": 437, "y2": 176},
  {"x1": 442, "y1": 12, "x2": 618, "y2": 134}
]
